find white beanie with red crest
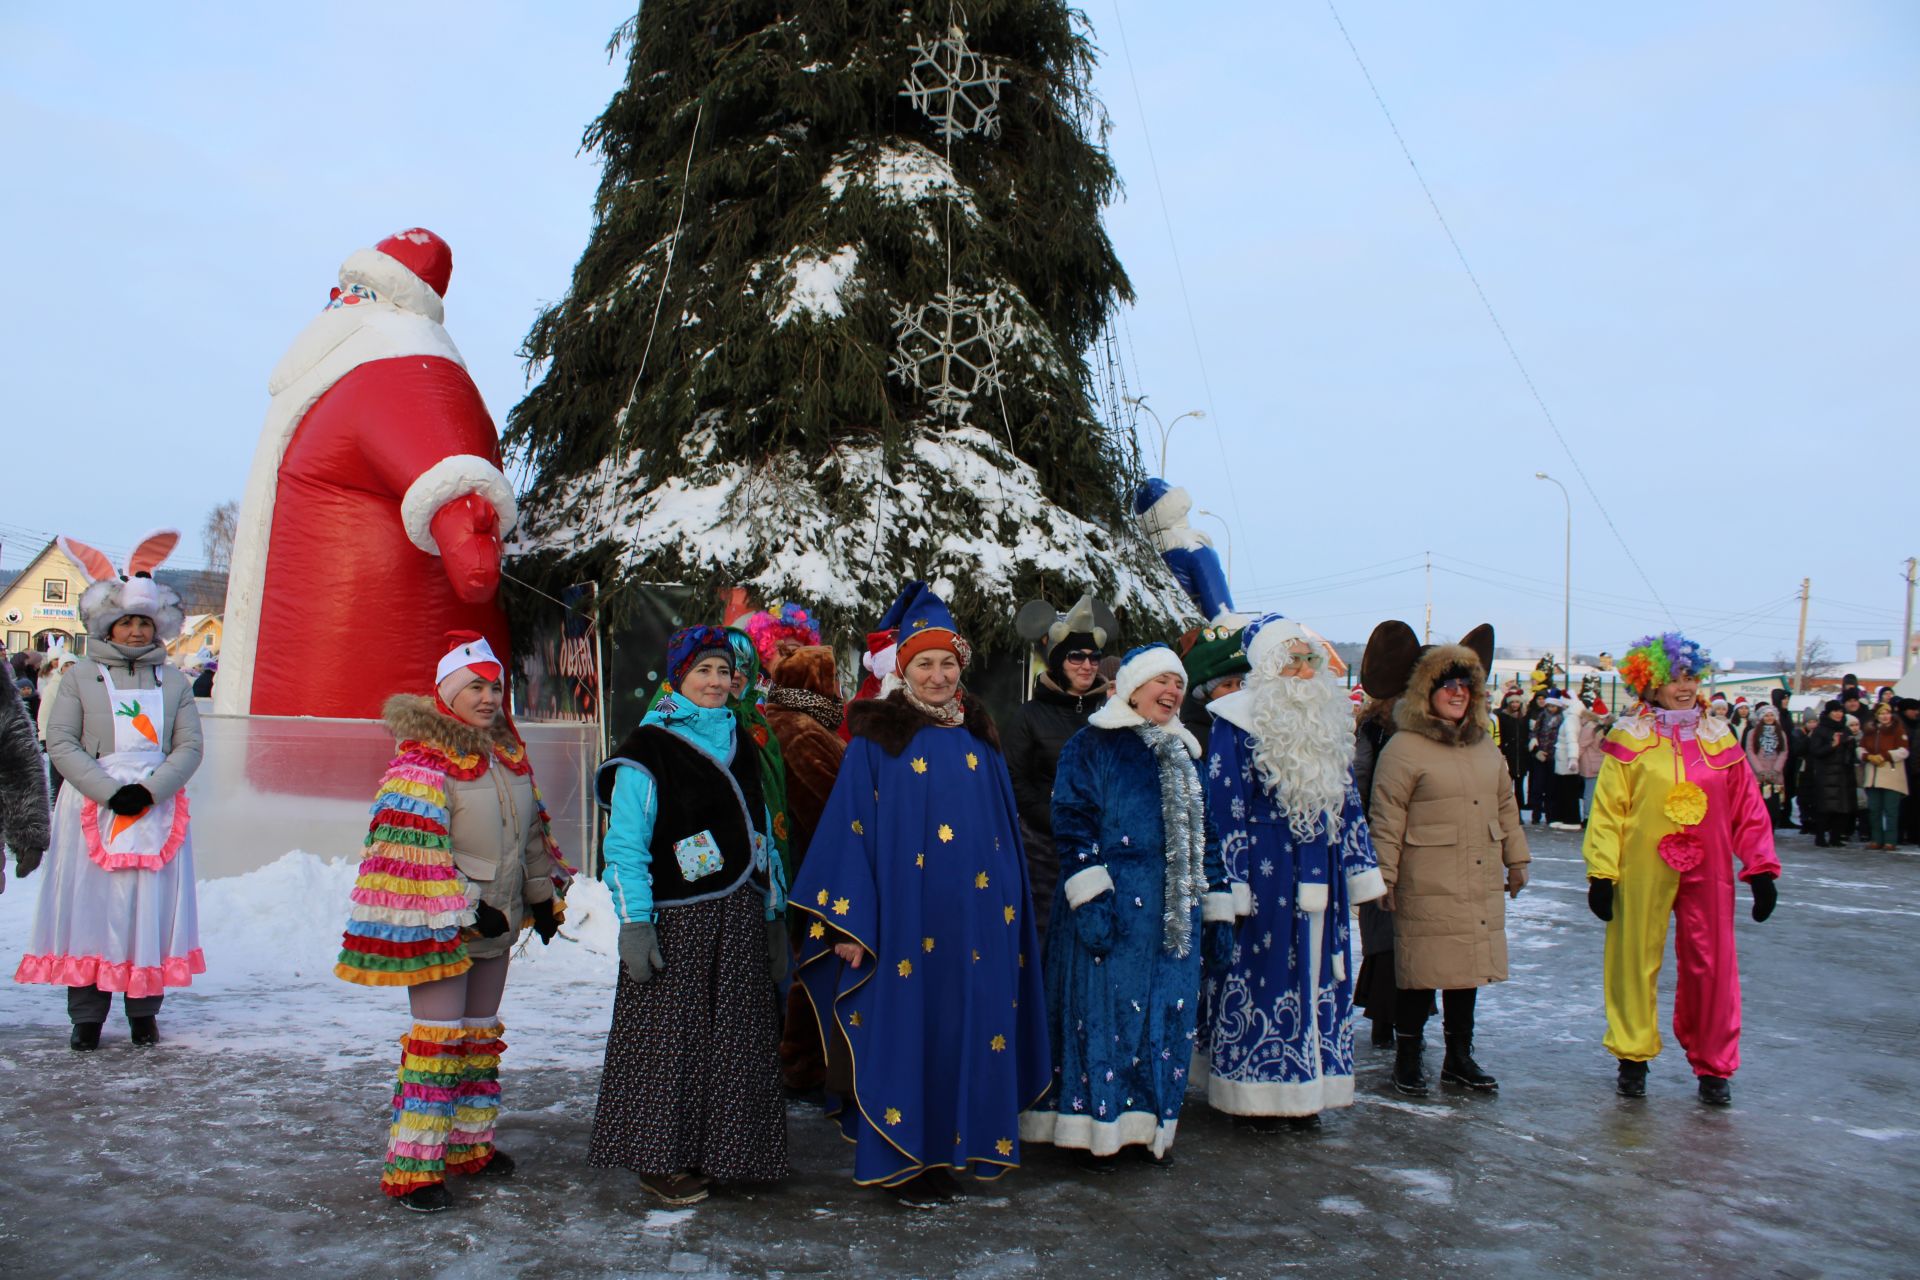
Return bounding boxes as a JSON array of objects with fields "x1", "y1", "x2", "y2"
[{"x1": 436, "y1": 630, "x2": 502, "y2": 703}]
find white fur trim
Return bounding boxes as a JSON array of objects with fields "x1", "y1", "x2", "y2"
[
  {"x1": 1202, "y1": 891, "x2": 1237, "y2": 923},
  {"x1": 216, "y1": 306, "x2": 465, "y2": 715},
  {"x1": 1087, "y1": 695, "x2": 1203, "y2": 759},
  {"x1": 1206, "y1": 1071, "x2": 1356, "y2": 1117},
  {"x1": 1245, "y1": 618, "x2": 1315, "y2": 673},
  {"x1": 1231, "y1": 881, "x2": 1253, "y2": 918},
  {"x1": 1020, "y1": 1108, "x2": 1180, "y2": 1159},
  {"x1": 863, "y1": 642, "x2": 897, "y2": 680},
  {"x1": 1297, "y1": 881, "x2": 1330, "y2": 915},
  {"x1": 1112, "y1": 645, "x2": 1187, "y2": 708},
  {"x1": 1332, "y1": 952, "x2": 1347, "y2": 983},
  {"x1": 340, "y1": 246, "x2": 445, "y2": 324},
  {"x1": 1208, "y1": 688, "x2": 1255, "y2": 732},
  {"x1": 1063, "y1": 865, "x2": 1114, "y2": 909},
  {"x1": 1347, "y1": 867, "x2": 1388, "y2": 905},
  {"x1": 399, "y1": 455, "x2": 518, "y2": 554}
]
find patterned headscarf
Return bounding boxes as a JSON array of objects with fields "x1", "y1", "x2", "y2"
[
  {"x1": 727, "y1": 627, "x2": 793, "y2": 892},
  {"x1": 665, "y1": 625, "x2": 735, "y2": 690}
]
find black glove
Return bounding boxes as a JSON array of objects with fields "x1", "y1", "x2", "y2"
[
  {"x1": 1072, "y1": 893, "x2": 1117, "y2": 958},
  {"x1": 528, "y1": 898, "x2": 560, "y2": 944},
  {"x1": 1588, "y1": 879, "x2": 1615, "y2": 922},
  {"x1": 14, "y1": 847, "x2": 44, "y2": 879},
  {"x1": 1203, "y1": 921, "x2": 1235, "y2": 977},
  {"x1": 768, "y1": 918, "x2": 790, "y2": 984},
  {"x1": 471, "y1": 902, "x2": 511, "y2": 938},
  {"x1": 1749, "y1": 874, "x2": 1777, "y2": 923},
  {"x1": 620, "y1": 921, "x2": 665, "y2": 986},
  {"x1": 107, "y1": 784, "x2": 154, "y2": 816}
]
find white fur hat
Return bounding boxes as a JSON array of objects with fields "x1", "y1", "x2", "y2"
[
  {"x1": 1244, "y1": 613, "x2": 1318, "y2": 674},
  {"x1": 1111, "y1": 643, "x2": 1187, "y2": 708},
  {"x1": 61, "y1": 531, "x2": 186, "y2": 643}
]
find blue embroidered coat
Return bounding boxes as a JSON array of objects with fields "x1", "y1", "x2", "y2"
[
  {"x1": 793, "y1": 693, "x2": 1050, "y2": 1187},
  {"x1": 1019, "y1": 714, "x2": 1226, "y2": 1157},
  {"x1": 1201, "y1": 695, "x2": 1387, "y2": 1116}
]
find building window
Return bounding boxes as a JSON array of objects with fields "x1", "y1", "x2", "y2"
[
  {"x1": 42, "y1": 579, "x2": 67, "y2": 604},
  {"x1": 5, "y1": 630, "x2": 26, "y2": 653}
]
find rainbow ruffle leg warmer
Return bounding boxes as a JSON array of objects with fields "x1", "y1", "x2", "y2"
[
  {"x1": 380, "y1": 1020, "x2": 465, "y2": 1197},
  {"x1": 446, "y1": 1018, "x2": 506, "y2": 1175}
]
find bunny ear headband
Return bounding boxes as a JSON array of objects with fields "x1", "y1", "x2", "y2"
[{"x1": 62, "y1": 528, "x2": 186, "y2": 642}]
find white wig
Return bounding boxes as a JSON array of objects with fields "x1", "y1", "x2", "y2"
[{"x1": 1242, "y1": 637, "x2": 1356, "y2": 841}]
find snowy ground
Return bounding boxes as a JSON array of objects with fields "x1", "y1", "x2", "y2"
[{"x1": 1, "y1": 827, "x2": 1915, "y2": 1278}]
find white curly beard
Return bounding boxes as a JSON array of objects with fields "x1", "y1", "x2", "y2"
[{"x1": 1243, "y1": 662, "x2": 1356, "y2": 842}]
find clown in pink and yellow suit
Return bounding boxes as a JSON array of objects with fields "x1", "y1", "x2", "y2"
[{"x1": 1581, "y1": 633, "x2": 1780, "y2": 1106}]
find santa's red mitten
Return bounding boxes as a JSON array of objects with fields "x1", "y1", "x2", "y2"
[{"x1": 429, "y1": 494, "x2": 503, "y2": 602}]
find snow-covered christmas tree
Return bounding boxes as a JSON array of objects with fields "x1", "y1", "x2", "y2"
[{"x1": 508, "y1": 0, "x2": 1192, "y2": 642}]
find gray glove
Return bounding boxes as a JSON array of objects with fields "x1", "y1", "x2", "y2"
[
  {"x1": 619, "y1": 920, "x2": 665, "y2": 987},
  {"x1": 768, "y1": 918, "x2": 790, "y2": 984}
]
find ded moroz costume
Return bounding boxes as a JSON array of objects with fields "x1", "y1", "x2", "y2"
[
  {"x1": 1200, "y1": 615, "x2": 1387, "y2": 1124},
  {"x1": 793, "y1": 586, "x2": 1049, "y2": 1204}
]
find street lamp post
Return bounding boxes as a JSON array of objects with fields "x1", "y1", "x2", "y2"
[
  {"x1": 1535, "y1": 472, "x2": 1571, "y2": 684},
  {"x1": 1125, "y1": 395, "x2": 1206, "y2": 473}
]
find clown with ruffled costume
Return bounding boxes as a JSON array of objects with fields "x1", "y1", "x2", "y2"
[
  {"x1": 1582, "y1": 632, "x2": 1780, "y2": 1106},
  {"x1": 335, "y1": 632, "x2": 568, "y2": 1212}
]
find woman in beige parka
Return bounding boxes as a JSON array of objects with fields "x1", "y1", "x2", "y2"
[{"x1": 1368, "y1": 630, "x2": 1530, "y2": 1098}]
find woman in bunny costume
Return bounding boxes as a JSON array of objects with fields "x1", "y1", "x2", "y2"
[{"x1": 14, "y1": 531, "x2": 205, "y2": 1050}]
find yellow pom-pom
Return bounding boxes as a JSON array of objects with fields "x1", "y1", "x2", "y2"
[{"x1": 1663, "y1": 780, "x2": 1708, "y2": 827}]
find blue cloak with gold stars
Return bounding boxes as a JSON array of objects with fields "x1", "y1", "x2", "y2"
[{"x1": 793, "y1": 692, "x2": 1050, "y2": 1187}]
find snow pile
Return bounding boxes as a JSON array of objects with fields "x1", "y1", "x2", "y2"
[
  {"x1": 0, "y1": 852, "x2": 622, "y2": 1069},
  {"x1": 770, "y1": 245, "x2": 862, "y2": 326}
]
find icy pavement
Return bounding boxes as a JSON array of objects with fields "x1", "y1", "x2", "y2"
[{"x1": 1, "y1": 828, "x2": 1915, "y2": 1278}]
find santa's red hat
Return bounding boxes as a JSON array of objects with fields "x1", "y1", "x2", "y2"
[
  {"x1": 1735, "y1": 696, "x2": 1749, "y2": 705},
  {"x1": 1591, "y1": 698, "x2": 1609, "y2": 715},
  {"x1": 339, "y1": 228, "x2": 454, "y2": 324}
]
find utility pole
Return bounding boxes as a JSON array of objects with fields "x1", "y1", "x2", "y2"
[
  {"x1": 1423, "y1": 551, "x2": 1432, "y2": 643},
  {"x1": 1792, "y1": 577, "x2": 1810, "y2": 692},
  {"x1": 1903, "y1": 557, "x2": 1916, "y2": 676}
]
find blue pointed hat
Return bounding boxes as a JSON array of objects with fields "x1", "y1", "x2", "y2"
[{"x1": 894, "y1": 583, "x2": 971, "y2": 668}]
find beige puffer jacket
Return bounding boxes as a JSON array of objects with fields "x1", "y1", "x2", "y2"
[
  {"x1": 383, "y1": 695, "x2": 556, "y2": 961},
  {"x1": 1368, "y1": 644, "x2": 1529, "y2": 991}
]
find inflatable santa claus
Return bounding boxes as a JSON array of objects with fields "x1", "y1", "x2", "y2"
[{"x1": 216, "y1": 229, "x2": 516, "y2": 719}]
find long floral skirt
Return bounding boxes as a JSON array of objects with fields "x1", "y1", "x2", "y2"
[{"x1": 588, "y1": 887, "x2": 789, "y2": 1182}]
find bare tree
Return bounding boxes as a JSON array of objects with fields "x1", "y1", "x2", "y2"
[
  {"x1": 201, "y1": 501, "x2": 239, "y2": 574},
  {"x1": 1772, "y1": 634, "x2": 1836, "y2": 690}
]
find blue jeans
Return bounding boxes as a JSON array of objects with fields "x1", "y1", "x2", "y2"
[{"x1": 1867, "y1": 788, "x2": 1903, "y2": 845}]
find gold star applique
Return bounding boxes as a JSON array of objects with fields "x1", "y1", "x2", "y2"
[
  {"x1": 966, "y1": 752, "x2": 979, "y2": 771},
  {"x1": 833, "y1": 897, "x2": 851, "y2": 916},
  {"x1": 974, "y1": 871, "x2": 989, "y2": 889},
  {"x1": 972, "y1": 949, "x2": 981, "y2": 963},
  {"x1": 922, "y1": 937, "x2": 936, "y2": 953},
  {"x1": 809, "y1": 922, "x2": 826, "y2": 940},
  {"x1": 990, "y1": 1034, "x2": 1006, "y2": 1052},
  {"x1": 911, "y1": 757, "x2": 928, "y2": 775},
  {"x1": 955, "y1": 1131, "x2": 964, "y2": 1146},
  {"x1": 885, "y1": 1107, "x2": 902, "y2": 1126},
  {"x1": 816, "y1": 889, "x2": 830, "y2": 906},
  {"x1": 1018, "y1": 953, "x2": 1026, "y2": 968},
  {"x1": 1003, "y1": 905, "x2": 1017, "y2": 925},
  {"x1": 938, "y1": 824, "x2": 955, "y2": 843},
  {"x1": 848, "y1": 1011, "x2": 863, "y2": 1027},
  {"x1": 915, "y1": 853, "x2": 925, "y2": 868},
  {"x1": 995, "y1": 1137, "x2": 1013, "y2": 1156},
  {"x1": 897, "y1": 958, "x2": 914, "y2": 977},
  {"x1": 851, "y1": 819, "x2": 865, "y2": 835}
]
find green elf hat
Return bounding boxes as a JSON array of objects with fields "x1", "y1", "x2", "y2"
[{"x1": 1177, "y1": 622, "x2": 1250, "y2": 689}]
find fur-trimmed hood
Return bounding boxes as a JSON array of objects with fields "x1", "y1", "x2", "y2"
[
  {"x1": 1392, "y1": 644, "x2": 1489, "y2": 747},
  {"x1": 382, "y1": 693, "x2": 517, "y2": 756},
  {"x1": 847, "y1": 689, "x2": 1000, "y2": 757}
]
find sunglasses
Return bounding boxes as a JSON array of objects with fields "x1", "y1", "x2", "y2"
[
  {"x1": 1062, "y1": 651, "x2": 1104, "y2": 665},
  {"x1": 1437, "y1": 677, "x2": 1475, "y2": 693}
]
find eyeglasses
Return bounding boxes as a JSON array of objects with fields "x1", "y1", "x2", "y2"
[
  {"x1": 1437, "y1": 677, "x2": 1475, "y2": 693},
  {"x1": 1062, "y1": 651, "x2": 1103, "y2": 665}
]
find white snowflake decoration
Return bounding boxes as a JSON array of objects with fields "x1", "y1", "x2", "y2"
[
  {"x1": 888, "y1": 289, "x2": 1011, "y2": 422},
  {"x1": 901, "y1": 25, "x2": 1007, "y2": 141}
]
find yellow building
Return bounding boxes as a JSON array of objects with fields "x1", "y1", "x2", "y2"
[
  {"x1": 168, "y1": 613, "x2": 223, "y2": 666},
  {"x1": 1, "y1": 540, "x2": 91, "y2": 657}
]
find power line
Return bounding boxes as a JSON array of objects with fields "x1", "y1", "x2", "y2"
[{"x1": 1322, "y1": 0, "x2": 1675, "y2": 627}]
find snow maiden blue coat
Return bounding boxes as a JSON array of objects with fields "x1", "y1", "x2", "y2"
[
  {"x1": 1018, "y1": 661, "x2": 1228, "y2": 1159},
  {"x1": 1202, "y1": 693, "x2": 1387, "y2": 1117}
]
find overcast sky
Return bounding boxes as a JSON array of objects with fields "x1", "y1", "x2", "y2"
[{"x1": 3, "y1": 2, "x2": 1913, "y2": 662}]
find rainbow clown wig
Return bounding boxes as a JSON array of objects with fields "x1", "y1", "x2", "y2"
[{"x1": 1618, "y1": 632, "x2": 1712, "y2": 698}]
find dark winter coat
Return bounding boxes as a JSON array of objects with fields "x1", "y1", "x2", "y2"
[
  {"x1": 0, "y1": 670, "x2": 51, "y2": 876},
  {"x1": 763, "y1": 646, "x2": 846, "y2": 872},
  {"x1": 1352, "y1": 706, "x2": 1397, "y2": 958},
  {"x1": 1802, "y1": 717, "x2": 1859, "y2": 818},
  {"x1": 1494, "y1": 709, "x2": 1530, "y2": 777},
  {"x1": 1002, "y1": 673, "x2": 1107, "y2": 932}
]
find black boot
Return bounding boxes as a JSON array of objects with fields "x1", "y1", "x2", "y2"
[
  {"x1": 397, "y1": 1183, "x2": 452, "y2": 1213},
  {"x1": 1697, "y1": 1075, "x2": 1732, "y2": 1106},
  {"x1": 69, "y1": 1023, "x2": 102, "y2": 1052},
  {"x1": 128, "y1": 1016, "x2": 160, "y2": 1047},
  {"x1": 1370, "y1": 1018, "x2": 1395, "y2": 1049},
  {"x1": 1392, "y1": 1035, "x2": 1430, "y2": 1096},
  {"x1": 1441, "y1": 1035, "x2": 1498, "y2": 1092},
  {"x1": 1616, "y1": 1059, "x2": 1648, "y2": 1098},
  {"x1": 1814, "y1": 833, "x2": 1829, "y2": 848}
]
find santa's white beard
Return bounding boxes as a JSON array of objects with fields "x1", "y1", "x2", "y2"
[{"x1": 1244, "y1": 669, "x2": 1356, "y2": 842}]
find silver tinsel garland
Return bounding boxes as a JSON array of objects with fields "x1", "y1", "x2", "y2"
[{"x1": 1136, "y1": 723, "x2": 1208, "y2": 958}]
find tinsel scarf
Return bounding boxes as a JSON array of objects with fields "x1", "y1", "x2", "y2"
[{"x1": 1136, "y1": 723, "x2": 1207, "y2": 958}]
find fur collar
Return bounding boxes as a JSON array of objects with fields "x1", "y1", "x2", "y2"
[
  {"x1": 383, "y1": 693, "x2": 515, "y2": 758},
  {"x1": 1392, "y1": 644, "x2": 1490, "y2": 747},
  {"x1": 847, "y1": 689, "x2": 1000, "y2": 757},
  {"x1": 1088, "y1": 696, "x2": 1202, "y2": 758},
  {"x1": 1031, "y1": 671, "x2": 1109, "y2": 714}
]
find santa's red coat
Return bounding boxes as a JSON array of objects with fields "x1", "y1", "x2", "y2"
[{"x1": 247, "y1": 355, "x2": 510, "y2": 718}]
